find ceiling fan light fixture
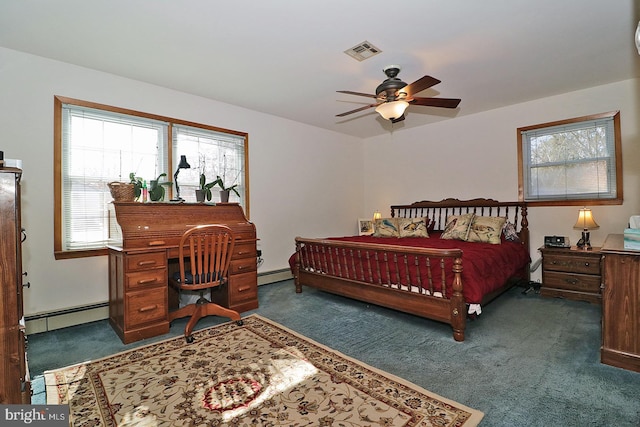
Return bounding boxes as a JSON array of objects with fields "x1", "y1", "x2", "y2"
[{"x1": 375, "y1": 101, "x2": 409, "y2": 121}]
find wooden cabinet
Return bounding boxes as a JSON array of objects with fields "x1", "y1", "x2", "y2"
[
  {"x1": 108, "y1": 202, "x2": 258, "y2": 344},
  {"x1": 109, "y1": 249, "x2": 169, "y2": 344},
  {"x1": 0, "y1": 167, "x2": 30, "y2": 403},
  {"x1": 539, "y1": 246, "x2": 602, "y2": 304},
  {"x1": 601, "y1": 234, "x2": 640, "y2": 373}
]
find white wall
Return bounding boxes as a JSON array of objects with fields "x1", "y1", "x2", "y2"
[
  {"x1": 0, "y1": 47, "x2": 364, "y2": 316},
  {"x1": 3, "y1": 44, "x2": 638, "y2": 316},
  {"x1": 363, "y1": 78, "x2": 640, "y2": 280}
]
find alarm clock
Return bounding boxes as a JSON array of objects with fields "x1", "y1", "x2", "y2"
[{"x1": 544, "y1": 235, "x2": 570, "y2": 248}]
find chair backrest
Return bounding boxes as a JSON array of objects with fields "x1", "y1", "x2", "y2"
[{"x1": 177, "y1": 224, "x2": 235, "y2": 290}]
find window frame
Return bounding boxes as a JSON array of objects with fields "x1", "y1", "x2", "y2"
[
  {"x1": 516, "y1": 111, "x2": 622, "y2": 207},
  {"x1": 53, "y1": 95, "x2": 250, "y2": 259}
]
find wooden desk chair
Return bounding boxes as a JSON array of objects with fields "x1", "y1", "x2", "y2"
[{"x1": 168, "y1": 224, "x2": 242, "y2": 342}]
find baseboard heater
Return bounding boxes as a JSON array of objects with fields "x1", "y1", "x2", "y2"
[{"x1": 24, "y1": 268, "x2": 293, "y2": 334}]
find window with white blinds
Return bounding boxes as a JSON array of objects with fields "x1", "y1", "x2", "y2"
[
  {"x1": 55, "y1": 96, "x2": 248, "y2": 258},
  {"x1": 517, "y1": 111, "x2": 622, "y2": 206},
  {"x1": 171, "y1": 125, "x2": 246, "y2": 204}
]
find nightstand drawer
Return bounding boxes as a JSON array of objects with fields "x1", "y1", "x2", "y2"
[
  {"x1": 543, "y1": 254, "x2": 600, "y2": 275},
  {"x1": 543, "y1": 271, "x2": 601, "y2": 293}
]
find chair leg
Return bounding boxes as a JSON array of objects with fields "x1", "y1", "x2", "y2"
[{"x1": 180, "y1": 303, "x2": 242, "y2": 343}]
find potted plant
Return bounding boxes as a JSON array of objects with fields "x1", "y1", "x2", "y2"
[
  {"x1": 212, "y1": 175, "x2": 240, "y2": 203},
  {"x1": 196, "y1": 173, "x2": 217, "y2": 202},
  {"x1": 129, "y1": 173, "x2": 144, "y2": 200},
  {"x1": 148, "y1": 173, "x2": 172, "y2": 202}
]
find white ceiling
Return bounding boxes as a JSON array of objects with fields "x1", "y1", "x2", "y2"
[{"x1": 1, "y1": 0, "x2": 639, "y2": 139}]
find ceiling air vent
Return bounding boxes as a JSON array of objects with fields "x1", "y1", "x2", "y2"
[{"x1": 344, "y1": 41, "x2": 382, "y2": 62}]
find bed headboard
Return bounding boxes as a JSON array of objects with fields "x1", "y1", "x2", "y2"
[{"x1": 390, "y1": 198, "x2": 529, "y2": 249}]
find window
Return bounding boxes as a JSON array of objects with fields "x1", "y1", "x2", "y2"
[
  {"x1": 54, "y1": 96, "x2": 249, "y2": 259},
  {"x1": 517, "y1": 111, "x2": 622, "y2": 206}
]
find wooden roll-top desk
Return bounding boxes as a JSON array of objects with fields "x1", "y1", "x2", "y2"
[{"x1": 108, "y1": 202, "x2": 258, "y2": 344}]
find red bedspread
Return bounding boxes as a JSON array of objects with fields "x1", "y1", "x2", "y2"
[{"x1": 291, "y1": 233, "x2": 530, "y2": 305}]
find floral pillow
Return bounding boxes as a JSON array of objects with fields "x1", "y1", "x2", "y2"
[
  {"x1": 397, "y1": 217, "x2": 429, "y2": 238},
  {"x1": 466, "y1": 216, "x2": 507, "y2": 244},
  {"x1": 440, "y1": 213, "x2": 475, "y2": 241},
  {"x1": 373, "y1": 218, "x2": 400, "y2": 237}
]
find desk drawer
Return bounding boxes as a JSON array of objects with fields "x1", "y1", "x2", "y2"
[
  {"x1": 126, "y1": 251, "x2": 167, "y2": 272},
  {"x1": 126, "y1": 269, "x2": 167, "y2": 290},
  {"x1": 125, "y1": 288, "x2": 167, "y2": 328},
  {"x1": 230, "y1": 258, "x2": 257, "y2": 275},
  {"x1": 233, "y1": 241, "x2": 256, "y2": 259},
  {"x1": 229, "y1": 272, "x2": 257, "y2": 305}
]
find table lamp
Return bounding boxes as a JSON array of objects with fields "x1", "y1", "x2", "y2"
[
  {"x1": 373, "y1": 210, "x2": 382, "y2": 221},
  {"x1": 574, "y1": 208, "x2": 599, "y2": 249},
  {"x1": 171, "y1": 155, "x2": 191, "y2": 201}
]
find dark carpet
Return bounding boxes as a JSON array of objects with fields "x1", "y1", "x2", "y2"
[{"x1": 28, "y1": 280, "x2": 640, "y2": 426}]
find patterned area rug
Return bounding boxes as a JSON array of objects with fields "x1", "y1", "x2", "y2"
[{"x1": 45, "y1": 314, "x2": 483, "y2": 426}]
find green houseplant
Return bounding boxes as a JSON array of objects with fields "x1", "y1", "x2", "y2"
[
  {"x1": 196, "y1": 173, "x2": 217, "y2": 202},
  {"x1": 148, "y1": 173, "x2": 172, "y2": 202},
  {"x1": 129, "y1": 172, "x2": 144, "y2": 200},
  {"x1": 212, "y1": 175, "x2": 240, "y2": 203}
]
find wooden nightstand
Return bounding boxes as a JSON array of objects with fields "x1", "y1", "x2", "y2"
[{"x1": 539, "y1": 245, "x2": 602, "y2": 304}]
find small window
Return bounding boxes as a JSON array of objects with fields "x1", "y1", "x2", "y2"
[{"x1": 517, "y1": 111, "x2": 622, "y2": 206}]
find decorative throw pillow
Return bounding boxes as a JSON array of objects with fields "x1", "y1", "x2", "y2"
[
  {"x1": 502, "y1": 221, "x2": 521, "y2": 242},
  {"x1": 373, "y1": 218, "x2": 400, "y2": 237},
  {"x1": 467, "y1": 216, "x2": 507, "y2": 244},
  {"x1": 397, "y1": 217, "x2": 429, "y2": 238},
  {"x1": 440, "y1": 213, "x2": 475, "y2": 241}
]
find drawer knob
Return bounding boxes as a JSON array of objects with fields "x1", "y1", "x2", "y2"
[
  {"x1": 238, "y1": 286, "x2": 250, "y2": 292},
  {"x1": 148, "y1": 240, "x2": 166, "y2": 246},
  {"x1": 138, "y1": 278, "x2": 159, "y2": 285},
  {"x1": 138, "y1": 260, "x2": 157, "y2": 266},
  {"x1": 584, "y1": 262, "x2": 590, "y2": 267},
  {"x1": 139, "y1": 304, "x2": 158, "y2": 313},
  {"x1": 566, "y1": 278, "x2": 578, "y2": 285}
]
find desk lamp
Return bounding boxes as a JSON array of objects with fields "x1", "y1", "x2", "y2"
[
  {"x1": 574, "y1": 208, "x2": 599, "y2": 250},
  {"x1": 171, "y1": 155, "x2": 191, "y2": 202}
]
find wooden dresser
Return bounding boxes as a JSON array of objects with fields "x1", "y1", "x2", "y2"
[
  {"x1": 539, "y1": 245, "x2": 602, "y2": 304},
  {"x1": 601, "y1": 234, "x2": 640, "y2": 373},
  {"x1": 108, "y1": 202, "x2": 258, "y2": 344},
  {"x1": 0, "y1": 167, "x2": 31, "y2": 403}
]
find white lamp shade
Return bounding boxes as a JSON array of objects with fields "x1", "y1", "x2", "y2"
[
  {"x1": 573, "y1": 208, "x2": 599, "y2": 230},
  {"x1": 375, "y1": 101, "x2": 409, "y2": 120}
]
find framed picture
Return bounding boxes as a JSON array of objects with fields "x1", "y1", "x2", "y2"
[{"x1": 358, "y1": 218, "x2": 374, "y2": 236}]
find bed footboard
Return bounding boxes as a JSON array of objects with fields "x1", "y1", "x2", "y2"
[{"x1": 293, "y1": 238, "x2": 467, "y2": 341}]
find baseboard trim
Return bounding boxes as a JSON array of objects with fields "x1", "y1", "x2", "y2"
[
  {"x1": 25, "y1": 269, "x2": 293, "y2": 334},
  {"x1": 258, "y1": 268, "x2": 293, "y2": 285}
]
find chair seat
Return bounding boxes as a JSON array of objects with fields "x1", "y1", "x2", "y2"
[{"x1": 172, "y1": 270, "x2": 222, "y2": 285}]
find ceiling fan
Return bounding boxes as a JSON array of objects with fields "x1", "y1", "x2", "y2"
[{"x1": 336, "y1": 65, "x2": 461, "y2": 123}]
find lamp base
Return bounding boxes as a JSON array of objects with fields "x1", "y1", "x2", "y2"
[{"x1": 576, "y1": 230, "x2": 592, "y2": 250}]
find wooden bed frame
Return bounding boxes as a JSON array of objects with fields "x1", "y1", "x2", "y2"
[{"x1": 293, "y1": 198, "x2": 529, "y2": 341}]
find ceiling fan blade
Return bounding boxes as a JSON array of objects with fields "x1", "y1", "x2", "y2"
[
  {"x1": 336, "y1": 103, "x2": 380, "y2": 117},
  {"x1": 402, "y1": 75, "x2": 441, "y2": 97},
  {"x1": 391, "y1": 114, "x2": 406, "y2": 124},
  {"x1": 337, "y1": 90, "x2": 377, "y2": 99},
  {"x1": 410, "y1": 97, "x2": 461, "y2": 109}
]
